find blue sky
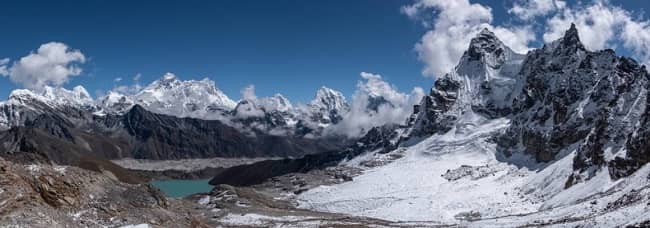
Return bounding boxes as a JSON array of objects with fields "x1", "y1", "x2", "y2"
[
  {"x1": 0, "y1": 0, "x2": 430, "y2": 102},
  {"x1": 0, "y1": 0, "x2": 649, "y2": 103}
]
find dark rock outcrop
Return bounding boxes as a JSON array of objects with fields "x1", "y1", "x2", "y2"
[
  {"x1": 1, "y1": 102, "x2": 346, "y2": 161},
  {"x1": 495, "y1": 24, "x2": 649, "y2": 183},
  {"x1": 402, "y1": 24, "x2": 650, "y2": 183},
  {"x1": 0, "y1": 126, "x2": 144, "y2": 184}
]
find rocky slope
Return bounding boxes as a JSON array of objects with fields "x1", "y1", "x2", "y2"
[
  {"x1": 0, "y1": 156, "x2": 437, "y2": 227},
  {"x1": 96, "y1": 76, "x2": 352, "y2": 138},
  {"x1": 495, "y1": 24, "x2": 650, "y2": 185},
  {"x1": 408, "y1": 27, "x2": 525, "y2": 137},
  {"x1": 98, "y1": 105, "x2": 343, "y2": 159},
  {"x1": 356, "y1": 24, "x2": 650, "y2": 186},
  {"x1": 0, "y1": 102, "x2": 343, "y2": 162},
  {"x1": 0, "y1": 76, "x2": 351, "y2": 164},
  {"x1": 0, "y1": 73, "x2": 355, "y2": 139},
  {"x1": 0, "y1": 157, "x2": 212, "y2": 227},
  {"x1": 3, "y1": 20, "x2": 650, "y2": 226},
  {"x1": 275, "y1": 24, "x2": 650, "y2": 226}
]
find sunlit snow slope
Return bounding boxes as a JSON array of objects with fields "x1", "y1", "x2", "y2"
[
  {"x1": 296, "y1": 24, "x2": 650, "y2": 226},
  {"x1": 298, "y1": 115, "x2": 541, "y2": 222},
  {"x1": 297, "y1": 113, "x2": 650, "y2": 226}
]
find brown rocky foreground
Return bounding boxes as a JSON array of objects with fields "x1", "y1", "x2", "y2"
[{"x1": 0, "y1": 157, "x2": 444, "y2": 227}]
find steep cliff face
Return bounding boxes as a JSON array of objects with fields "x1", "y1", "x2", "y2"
[
  {"x1": 308, "y1": 86, "x2": 350, "y2": 125},
  {"x1": 496, "y1": 25, "x2": 649, "y2": 184},
  {"x1": 614, "y1": 81, "x2": 650, "y2": 178},
  {"x1": 289, "y1": 24, "x2": 650, "y2": 226},
  {"x1": 110, "y1": 105, "x2": 342, "y2": 159},
  {"x1": 0, "y1": 88, "x2": 97, "y2": 131},
  {"x1": 0, "y1": 84, "x2": 348, "y2": 162},
  {"x1": 408, "y1": 28, "x2": 525, "y2": 137},
  {"x1": 401, "y1": 24, "x2": 650, "y2": 184},
  {"x1": 0, "y1": 74, "x2": 357, "y2": 140},
  {"x1": 0, "y1": 126, "x2": 142, "y2": 184}
]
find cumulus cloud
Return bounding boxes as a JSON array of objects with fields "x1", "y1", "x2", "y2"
[
  {"x1": 532, "y1": 0, "x2": 650, "y2": 65},
  {"x1": 0, "y1": 42, "x2": 86, "y2": 91},
  {"x1": 509, "y1": 0, "x2": 566, "y2": 20},
  {"x1": 327, "y1": 72, "x2": 424, "y2": 137},
  {"x1": 403, "y1": 0, "x2": 534, "y2": 77},
  {"x1": 406, "y1": 0, "x2": 650, "y2": 76},
  {"x1": 234, "y1": 85, "x2": 267, "y2": 119},
  {"x1": 542, "y1": 1, "x2": 625, "y2": 51},
  {"x1": 492, "y1": 26, "x2": 536, "y2": 54},
  {"x1": 621, "y1": 20, "x2": 650, "y2": 65}
]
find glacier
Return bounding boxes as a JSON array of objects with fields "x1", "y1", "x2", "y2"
[{"x1": 294, "y1": 24, "x2": 650, "y2": 226}]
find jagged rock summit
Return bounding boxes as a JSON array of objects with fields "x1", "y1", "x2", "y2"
[
  {"x1": 308, "y1": 86, "x2": 350, "y2": 125},
  {"x1": 407, "y1": 26, "x2": 526, "y2": 138},
  {"x1": 293, "y1": 24, "x2": 650, "y2": 226},
  {"x1": 402, "y1": 23, "x2": 650, "y2": 183}
]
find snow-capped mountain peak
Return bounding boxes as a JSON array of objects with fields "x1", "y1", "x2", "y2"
[
  {"x1": 408, "y1": 27, "x2": 526, "y2": 136},
  {"x1": 152, "y1": 72, "x2": 182, "y2": 88},
  {"x1": 44, "y1": 85, "x2": 93, "y2": 106},
  {"x1": 297, "y1": 24, "x2": 650, "y2": 226},
  {"x1": 468, "y1": 27, "x2": 503, "y2": 54},
  {"x1": 307, "y1": 86, "x2": 349, "y2": 125},
  {"x1": 162, "y1": 72, "x2": 177, "y2": 81},
  {"x1": 233, "y1": 99, "x2": 265, "y2": 118},
  {"x1": 133, "y1": 73, "x2": 237, "y2": 117},
  {"x1": 558, "y1": 23, "x2": 584, "y2": 50},
  {"x1": 7, "y1": 85, "x2": 95, "y2": 108},
  {"x1": 457, "y1": 27, "x2": 523, "y2": 77},
  {"x1": 258, "y1": 94, "x2": 293, "y2": 113},
  {"x1": 98, "y1": 91, "x2": 135, "y2": 114},
  {"x1": 310, "y1": 86, "x2": 349, "y2": 113},
  {"x1": 0, "y1": 85, "x2": 98, "y2": 129},
  {"x1": 545, "y1": 23, "x2": 586, "y2": 56}
]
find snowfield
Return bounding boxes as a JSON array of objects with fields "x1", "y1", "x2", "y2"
[
  {"x1": 297, "y1": 113, "x2": 650, "y2": 226},
  {"x1": 297, "y1": 116, "x2": 538, "y2": 222}
]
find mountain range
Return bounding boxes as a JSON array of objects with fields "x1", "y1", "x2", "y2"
[
  {"x1": 276, "y1": 23, "x2": 650, "y2": 225},
  {"x1": 1, "y1": 23, "x2": 650, "y2": 226}
]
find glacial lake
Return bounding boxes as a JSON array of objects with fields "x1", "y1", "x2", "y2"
[{"x1": 150, "y1": 179, "x2": 213, "y2": 198}]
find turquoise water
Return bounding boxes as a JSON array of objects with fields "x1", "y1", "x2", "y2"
[{"x1": 151, "y1": 179, "x2": 213, "y2": 198}]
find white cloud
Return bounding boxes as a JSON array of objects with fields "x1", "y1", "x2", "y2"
[
  {"x1": 542, "y1": 1, "x2": 625, "y2": 51},
  {"x1": 406, "y1": 0, "x2": 650, "y2": 76},
  {"x1": 0, "y1": 58, "x2": 8, "y2": 76},
  {"x1": 240, "y1": 85, "x2": 257, "y2": 101},
  {"x1": 110, "y1": 73, "x2": 143, "y2": 95},
  {"x1": 327, "y1": 72, "x2": 424, "y2": 137},
  {"x1": 113, "y1": 84, "x2": 142, "y2": 95},
  {"x1": 404, "y1": 0, "x2": 534, "y2": 77},
  {"x1": 234, "y1": 85, "x2": 266, "y2": 118},
  {"x1": 536, "y1": 0, "x2": 650, "y2": 65},
  {"x1": 358, "y1": 72, "x2": 411, "y2": 105},
  {"x1": 509, "y1": 0, "x2": 566, "y2": 20},
  {"x1": 133, "y1": 73, "x2": 142, "y2": 81},
  {"x1": 0, "y1": 42, "x2": 85, "y2": 91},
  {"x1": 492, "y1": 26, "x2": 536, "y2": 53},
  {"x1": 621, "y1": 20, "x2": 650, "y2": 65}
]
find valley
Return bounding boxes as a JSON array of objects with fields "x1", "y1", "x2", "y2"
[{"x1": 1, "y1": 11, "x2": 650, "y2": 228}]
